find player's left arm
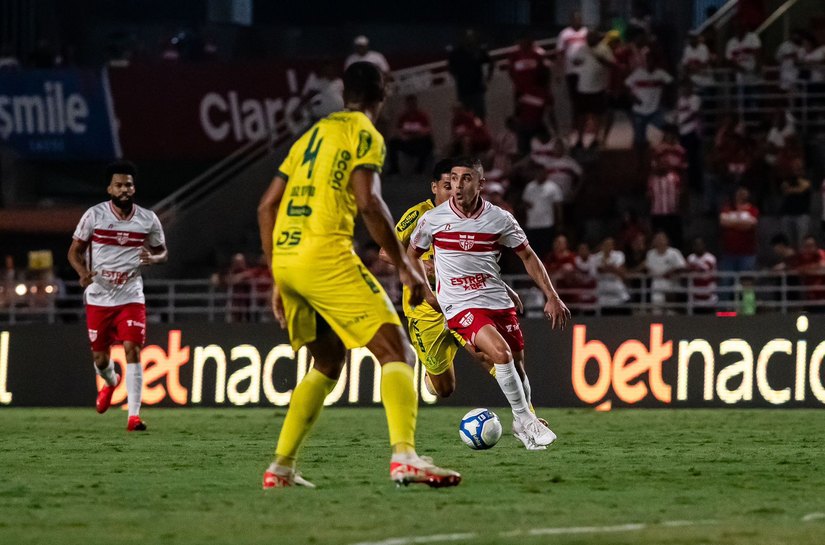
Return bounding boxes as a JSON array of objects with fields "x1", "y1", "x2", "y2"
[
  {"x1": 140, "y1": 244, "x2": 168, "y2": 265},
  {"x1": 503, "y1": 282, "x2": 524, "y2": 314},
  {"x1": 257, "y1": 175, "x2": 287, "y2": 268},
  {"x1": 515, "y1": 244, "x2": 570, "y2": 329}
]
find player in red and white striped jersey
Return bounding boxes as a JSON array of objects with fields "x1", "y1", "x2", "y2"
[
  {"x1": 409, "y1": 157, "x2": 570, "y2": 450},
  {"x1": 67, "y1": 161, "x2": 167, "y2": 431}
]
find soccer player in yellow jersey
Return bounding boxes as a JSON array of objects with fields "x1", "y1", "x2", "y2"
[{"x1": 257, "y1": 62, "x2": 460, "y2": 489}]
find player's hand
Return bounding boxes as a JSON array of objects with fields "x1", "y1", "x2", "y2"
[
  {"x1": 423, "y1": 259, "x2": 436, "y2": 283},
  {"x1": 79, "y1": 270, "x2": 96, "y2": 288},
  {"x1": 544, "y1": 296, "x2": 571, "y2": 330},
  {"x1": 508, "y1": 289, "x2": 524, "y2": 315},
  {"x1": 424, "y1": 289, "x2": 441, "y2": 312},
  {"x1": 139, "y1": 248, "x2": 156, "y2": 265},
  {"x1": 271, "y1": 284, "x2": 286, "y2": 329},
  {"x1": 398, "y1": 263, "x2": 427, "y2": 307}
]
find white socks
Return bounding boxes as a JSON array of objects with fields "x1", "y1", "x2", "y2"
[
  {"x1": 126, "y1": 363, "x2": 143, "y2": 417},
  {"x1": 494, "y1": 361, "x2": 531, "y2": 417},
  {"x1": 95, "y1": 360, "x2": 118, "y2": 387}
]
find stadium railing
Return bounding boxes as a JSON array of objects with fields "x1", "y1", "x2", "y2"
[{"x1": 2, "y1": 270, "x2": 823, "y2": 324}]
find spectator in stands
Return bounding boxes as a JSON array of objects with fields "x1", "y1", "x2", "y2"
[
  {"x1": 387, "y1": 95, "x2": 433, "y2": 175},
  {"x1": 571, "y1": 31, "x2": 615, "y2": 149},
  {"x1": 483, "y1": 182, "x2": 514, "y2": 214},
  {"x1": 652, "y1": 124, "x2": 687, "y2": 175},
  {"x1": 625, "y1": 53, "x2": 673, "y2": 155},
  {"x1": 725, "y1": 22, "x2": 762, "y2": 106},
  {"x1": 794, "y1": 235, "x2": 825, "y2": 307},
  {"x1": 490, "y1": 117, "x2": 519, "y2": 172},
  {"x1": 250, "y1": 255, "x2": 273, "y2": 316},
  {"x1": 648, "y1": 152, "x2": 684, "y2": 250},
  {"x1": 677, "y1": 81, "x2": 703, "y2": 192},
  {"x1": 526, "y1": 125, "x2": 554, "y2": 169},
  {"x1": 448, "y1": 29, "x2": 492, "y2": 119},
  {"x1": 544, "y1": 234, "x2": 576, "y2": 279},
  {"x1": 779, "y1": 162, "x2": 812, "y2": 248},
  {"x1": 604, "y1": 31, "x2": 632, "y2": 143},
  {"x1": 645, "y1": 231, "x2": 687, "y2": 310},
  {"x1": 776, "y1": 29, "x2": 804, "y2": 93},
  {"x1": 513, "y1": 68, "x2": 553, "y2": 153},
  {"x1": 768, "y1": 233, "x2": 797, "y2": 271},
  {"x1": 765, "y1": 109, "x2": 796, "y2": 167},
  {"x1": 681, "y1": 32, "x2": 714, "y2": 90},
  {"x1": 542, "y1": 137, "x2": 582, "y2": 203},
  {"x1": 224, "y1": 253, "x2": 254, "y2": 322},
  {"x1": 618, "y1": 209, "x2": 649, "y2": 255},
  {"x1": 508, "y1": 34, "x2": 549, "y2": 104},
  {"x1": 624, "y1": 230, "x2": 649, "y2": 304},
  {"x1": 719, "y1": 187, "x2": 760, "y2": 275},
  {"x1": 686, "y1": 237, "x2": 718, "y2": 309},
  {"x1": 573, "y1": 242, "x2": 598, "y2": 308},
  {"x1": 522, "y1": 170, "x2": 564, "y2": 259},
  {"x1": 449, "y1": 103, "x2": 492, "y2": 156},
  {"x1": 593, "y1": 236, "x2": 630, "y2": 311},
  {"x1": 556, "y1": 11, "x2": 588, "y2": 141},
  {"x1": 800, "y1": 34, "x2": 825, "y2": 120},
  {"x1": 344, "y1": 35, "x2": 390, "y2": 74},
  {"x1": 710, "y1": 117, "x2": 752, "y2": 208},
  {"x1": 305, "y1": 61, "x2": 344, "y2": 121}
]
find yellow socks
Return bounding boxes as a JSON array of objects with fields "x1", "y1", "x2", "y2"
[
  {"x1": 381, "y1": 362, "x2": 418, "y2": 452},
  {"x1": 274, "y1": 368, "x2": 337, "y2": 463}
]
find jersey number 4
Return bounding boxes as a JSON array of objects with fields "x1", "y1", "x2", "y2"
[{"x1": 302, "y1": 127, "x2": 324, "y2": 179}]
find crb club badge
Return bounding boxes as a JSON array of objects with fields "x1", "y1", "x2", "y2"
[
  {"x1": 88, "y1": 329, "x2": 98, "y2": 342},
  {"x1": 459, "y1": 311, "x2": 474, "y2": 328},
  {"x1": 458, "y1": 234, "x2": 475, "y2": 250},
  {"x1": 117, "y1": 232, "x2": 130, "y2": 245}
]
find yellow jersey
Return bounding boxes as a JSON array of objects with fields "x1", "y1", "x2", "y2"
[
  {"x1": 395, "y1": 199, "x2": 441, "y2": 321},
  {"x1": 273, "y1": 110, "x2": 385, "y2": 259}
]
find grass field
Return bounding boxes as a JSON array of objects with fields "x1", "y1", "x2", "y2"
[{"x1": 1, "y1": 407, "x2": 823, "y2": 545}]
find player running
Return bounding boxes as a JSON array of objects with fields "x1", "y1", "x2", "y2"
[
  {"x1": 257, "y1": 61, "x2": 460, "y2": 489},
  {"x1": 388, "y1": 158, "x2": 524, "y2": 398},
  {"x1": 67, "y1": 161, "x2": 168, "y2": 431},
  {"x1": 409, "y1": 157, "x2": 570, "y2": 450}
]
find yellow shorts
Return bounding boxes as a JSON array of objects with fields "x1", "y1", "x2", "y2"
[
  {"x1": 273, "y1": 251, "x2": 401, "y2": 351},
  {"x1": 407, "y1": 311, "x2": 466, "y2": 376}
]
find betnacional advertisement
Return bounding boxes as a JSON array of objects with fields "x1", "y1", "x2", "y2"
[{"x1": 2, "y1": 316, "x2": 825, "y2": 408}]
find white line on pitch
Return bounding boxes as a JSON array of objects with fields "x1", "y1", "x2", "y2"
[
  {"x1": 802, "y1": 513, "x2": 825, "y2": 522},
  {"x1": 348, "y1": 519, "x2": 717, "y2": 545}
]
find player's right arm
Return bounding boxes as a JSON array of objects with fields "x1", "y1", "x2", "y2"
[
  {"x1": 257, "y1": 174, "x2": 288, "y2": 328},
  {"x1": 67, "y1": 238, "x2": 95, "y2": 288},
  {"x1": 351, "y1": 168, "x2": 426, "y2": 307}
]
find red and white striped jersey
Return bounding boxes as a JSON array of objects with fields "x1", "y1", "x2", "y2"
[
  {"x1": 648, "y1": 172, "x2": 681, "y2": 216},
  {"x1": 411, "y1": 198, "x2": 527, "y2": 320},
  {"x1": 73, "y1": 201, "x2": 166, "y2": 306}
]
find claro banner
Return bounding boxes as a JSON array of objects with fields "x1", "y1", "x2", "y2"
[
  {"x1": 0, "y1": 68, "x2": 119, "y2": 160},
  {"x1": 1, "y1": 315, "x2": 825, "y2": 408},
  {"x1": 107, "y1": 61, "x2": 326, "y2": 160}
]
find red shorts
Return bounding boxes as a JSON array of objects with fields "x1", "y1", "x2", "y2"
[
  {"x1": 446, "y1": 307, "x2": 524, "y2": 353},
  {"x1": 85, "y1": 303, "x2": 146, "y2": 352}
]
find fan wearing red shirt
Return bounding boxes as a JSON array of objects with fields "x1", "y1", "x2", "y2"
[
  {"x1": 719, "y1": 188, "x2": 759, "y2": 304},
  {"x1": 794, "y1": 235, "x2": 825, "y2": 303},
  {"x1": 387, "y1": 95, "x2": 434, "y2": 174}
]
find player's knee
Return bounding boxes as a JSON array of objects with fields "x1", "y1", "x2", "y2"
[
  {"x1": 123, "y1": 344, "x2": 141, "y2": 363},
  {"x1": 490, "y1": 345, "x2": 512, "y2": 365}
]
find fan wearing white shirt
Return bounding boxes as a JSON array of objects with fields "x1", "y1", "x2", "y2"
[
  {"x1": 522, "y1": 175, "x2": 564, "y2": 259},
  {"x1": 344, "y1": 35, "x2": 390, "y2": 74},
  {"x1": 593, "y1": 237, "x2": 630, "y2": 311},
  {"x1": 556, "y1": 11, "x2": 588, "y2": 135},
  {"x1": 645, "y1": 231, "x2": 686, "y2": 310},
  {"x1": 725, "y1": 25, "x2": 762, "y2": 86},
  {"x1": 625, "y1": 54, "x2": 673, "y2": 150},
  {"x1": 775, "y1": 30, "x2": 804, "y2": 92},
  {"x1": 800, "y1": 35, "x2": 825, "y2": 117},
  {"x1": 681, "y1": 33, "x2": 714, "y2": 88}
]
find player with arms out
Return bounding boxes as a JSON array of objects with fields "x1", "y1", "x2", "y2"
[
  {"x1": 67, "y1": 161, "x2": 168, "y2": 431},
  {"x1": 387, "y1": 158, "x2": 524, "y2": 398},
  {"x1": 257, "y1": 61, "x2": 460, "y2": 489},
  {"x1": 409, "y1": 157, "x2": 570, "y2": 450}
]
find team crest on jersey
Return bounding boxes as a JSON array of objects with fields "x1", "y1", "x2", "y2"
[
  {"x1": 116, "y1": 232, "x2": 130, "y2": 245},
  {"x1": 459, "y1": 311, "x2": 474, "y2": 328},
  {"x1": 357, "y1": 130, "x2": 372, "y2": 158},
  {"x1": 458, "y1": 234, "x2": 476, "y2": 250},
  {"x1": 88, "y1": 329, "x2": 98, "y2": 342}
]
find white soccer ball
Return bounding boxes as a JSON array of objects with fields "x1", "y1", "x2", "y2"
[{"x1": 458, "y1": 408, "x2": 502, "y2": 450}]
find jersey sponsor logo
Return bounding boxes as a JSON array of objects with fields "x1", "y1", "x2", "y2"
[
  {"x1": 356, "y1": 130, "x2": 372, "y2": 158},
  {"x1": 286, "y1": 200, "x2": 313, "y2": 217},
  {"x1": 397, "y1": 210, "x2": 419, "y2": 232},
  {"x1": 126, "y1": 319, "x2": 146, "y2": 329},
  {"x1": 458, "y1": 234, "x2": 475, "y2": 250},
  {"x1": 459, "y1": 311, "x2": 474, "y2": 328},
  {"x1": 505, "y1": 323, "x2": 520, "y2": 333},
  {"x1": 450, "y1": 273, "x2": 493, "y2": 291},
  {"x1": 101, "y1": 270, "x2": 131, "y2": 286}
]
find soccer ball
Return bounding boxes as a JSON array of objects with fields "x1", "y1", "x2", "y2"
[{"x1": 458, "y1": 408, "x2": 502, "y2": 450}]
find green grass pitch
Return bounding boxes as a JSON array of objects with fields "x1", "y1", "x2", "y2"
[{"x1": 0, "y1": 407, "x2": 823, "y2": 545}]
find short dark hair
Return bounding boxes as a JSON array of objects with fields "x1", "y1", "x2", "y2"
[
  {"x1": 770, "y1": 233, "x2": 790, "y2": 247},
  {"x1": 343, "y1": 61, "x2": 385, "y2": 105},
  {"x1": 451, "y1": 156, "x2": 484, "y2": 176},
  {"x1": 431, "y1": 158, "x2": 453, "y2": 181},
  {"x1": 105, "y1": 160, "x2": 137, "y2": 184}
]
